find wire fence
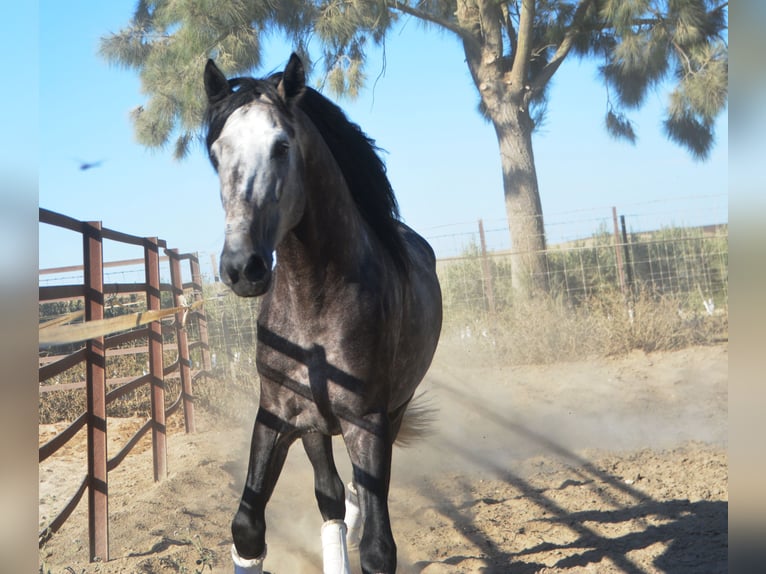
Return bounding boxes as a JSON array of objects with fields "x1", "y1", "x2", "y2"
[
  {"x1": 40, "y1": 195, "x2": 728, "y2": 368},
  {"x1": 438, "y1": 219, "x2": 728, "y2": 322},
  {"x1": 424, "y1": 193, "x2": 727, "y2": 260},
  {"x1": 201, "y1": 290, "x2": 260, "y2": 373},
  {"x1": 425, "y1": 196, "x2": 725, "y2": 311}
]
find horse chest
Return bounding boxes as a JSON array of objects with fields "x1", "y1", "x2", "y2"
[{"x1": 255, "y1": 312, "x2": 390, "y2": 428}]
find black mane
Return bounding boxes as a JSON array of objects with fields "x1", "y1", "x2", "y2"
[{"x1": 204, "y1": 72, "x2": 408, "y2": 272}]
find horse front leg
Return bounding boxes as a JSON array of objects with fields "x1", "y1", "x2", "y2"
[
  {"x1": 231, "y1": 407, "x2": 296, "y2": 573},
  {"x1": 302, "y1": 432, "x2": 345, "y2": 520},
  {"x1": 341, "y1": 413, "x2": 396, "y2": 574},
  {"x1": 302, "y1": 432, "x2": 352, "y2": 574}
]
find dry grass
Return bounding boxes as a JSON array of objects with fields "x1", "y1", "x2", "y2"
[
  {"x1": 40, "y1": 288, "x2": 727, "y2": 424},
  {"x1": 39, "y1": 349, "x2": 189, "y2": 424},
  {"x1": 445, "y1": 289, "x2": 728, "y2": 366}
]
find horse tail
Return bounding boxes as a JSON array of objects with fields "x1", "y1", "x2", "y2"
[{"x1": 394, "y1": 392, "x2": 437, "y2": 447}]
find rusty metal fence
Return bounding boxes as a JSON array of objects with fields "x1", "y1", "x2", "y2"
[{"x1": 38, "y1": 208, "x2": 211, "y2": 562}]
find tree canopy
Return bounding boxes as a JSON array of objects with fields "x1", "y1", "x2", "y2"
[
  {"x1": 101, "y1": 0, "x2": 727, "y2": 159},
  {"x1": 101, "y1": 0, "x2": 727, "y2": 296}
]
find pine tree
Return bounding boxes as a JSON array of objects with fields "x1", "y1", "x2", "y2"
[{"x1": 100, "y1": 0, "x2": 728, "y2": 297}]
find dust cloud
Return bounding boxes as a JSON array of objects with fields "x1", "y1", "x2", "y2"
[
  {"x1": 393, "y1": 338, "x2": 726, "y2": 483},
  {"x1": 246, "y1": 339, "x2": 727, "y2": 572}
]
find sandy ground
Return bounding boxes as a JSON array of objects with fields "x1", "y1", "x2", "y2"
[{"x1": 39, "y1": 342, "x2": 727, "y2": 573}]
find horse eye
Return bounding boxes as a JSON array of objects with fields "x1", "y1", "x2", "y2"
[{"x1": 272, "y1": 140, "x2": 290, "y2": 160}]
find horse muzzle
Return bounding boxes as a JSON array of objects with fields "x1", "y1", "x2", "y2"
[{"x1": 220, "y1": 249, "x2": 273, "y2": 297}]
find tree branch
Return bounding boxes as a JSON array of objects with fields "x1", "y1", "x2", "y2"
[
  {"x1": 477, "y1": 0, "x2": 505, "y2": 63},
  {"x1": 527, "y1": 0, "x2": 594, "y2": 97},
  {"x1": 387, "y1": 0, "x2": 478, "y2": 49},
  {"x1": 525, "y1": 0, "x2": 726, "y2": 101},
  {"x1": 509, "y1": 0, "x2": 535, "y2": 87},
  {"x1": 502, "y1": 3, "x2": 518, "y2": 61}
]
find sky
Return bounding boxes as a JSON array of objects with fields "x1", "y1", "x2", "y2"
[{"x1": 37, "y1": 1, "x2": 728, "y2": 281}]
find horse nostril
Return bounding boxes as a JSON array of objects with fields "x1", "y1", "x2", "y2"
[
  {"x1": 220, "y1": 251, "x2": 271, "y2": 294},
  {"x1": 221, "y1": 254, "x2": 243, "y2": 286},
  {"x1": 243, "y1": 254, "x2": 268, "y2": 283}
]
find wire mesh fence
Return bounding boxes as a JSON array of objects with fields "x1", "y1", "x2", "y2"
[
  {"x1": 439, "y1": 221, "x2": 728, "y2": 319},
  {"x1": 40, "y1": 195, "x2": 728, "y2": 367}
]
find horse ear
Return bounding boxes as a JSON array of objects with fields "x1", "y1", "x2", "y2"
[
  {"x1": 279, "y1": 53, "x2": 306, "y2": 104},
  {"x1": 204, "y1": 59, "x2": 230, "y2": 104}
]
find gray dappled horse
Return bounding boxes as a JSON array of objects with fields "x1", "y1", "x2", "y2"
[{"x1": 203, "y1": 54, "x2": 442, "y2": 574}]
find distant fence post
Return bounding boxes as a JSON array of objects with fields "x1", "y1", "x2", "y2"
[
  {"x1": 620, "y1": 214, "x2": 634, "y2": 295},
  {"x1": 209, "y1": 252, "x2": 220, "y2": 283},
  {"x1": 611, "y1": 207, "x2": 627, "y2": 297},
  {"x1": 190, "y1": 255, "x2": 212, "y2": 372},
  {"x1": 145, "y1": 237, "x2": 167, "y2": 481},
  {"x1": 168, "y1": 249, "x2": 196, "y2": 434},
  {"x1": 83, "y1": 221, "x2": 109, "y2": 562}
]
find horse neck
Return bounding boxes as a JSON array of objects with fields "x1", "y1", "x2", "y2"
[{"x1": 276, "y1": 112, "x2": 372, "y2": 287}]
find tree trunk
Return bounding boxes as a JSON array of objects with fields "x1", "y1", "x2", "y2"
[
  {"x1": 460, "y1": 68, "x2": 549, "y2": 299},
  {"x1": 456, "y1": 0, "x2": 549, "y2": 299},
  {"x1": 493, "y1": 106, "x2": 550, "y2": 296}
]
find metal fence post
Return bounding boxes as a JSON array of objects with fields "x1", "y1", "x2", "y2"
[
  {"x1": 190, "y1": 254, "x2": 212, "y2": 372},
  {"x1": 611, "y1": 207, "x2": 627, "y2": 297},
  {"x1": 83, "y1": 221, "x2": 108, "y2": 562},
  {"x1": 620, "y1": 214, "x2": 635, "y2": 295},
  {"x1": 145, "y1": 237, "x2": 167, "y2": 481},
  {"x1": 168, "y1": 249, "x2": 196, "y2": 433}
]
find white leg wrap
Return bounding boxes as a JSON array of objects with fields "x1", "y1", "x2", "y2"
[
  {"x1": 344, "y1": 481, "x2": 362, "y2": 549},
  {"x1": 231, "y1": 544, "x2": 266, "y2": 574},
  {"x1": 321, "y1": 519, "x2": 352, "y2": 574}
]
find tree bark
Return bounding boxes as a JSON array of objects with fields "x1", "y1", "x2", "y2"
[{"x1": 494, "y1": 107, "x2": 550, "y2": 296}]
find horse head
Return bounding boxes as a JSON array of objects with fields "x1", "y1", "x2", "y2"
[{"x1": 204, "y1": 54, "x2": 307, "y2": 297}]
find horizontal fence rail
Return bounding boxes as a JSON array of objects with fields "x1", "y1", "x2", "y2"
[{"x1": 38, "y1": 208, "x2": 212, "y2": 562}]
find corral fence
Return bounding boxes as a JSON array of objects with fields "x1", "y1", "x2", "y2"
[
  {"x1": 436, "y1": 208, "x2": 728, "y2": 325},
  {"x1": 38, "y1": 208, "x2": 212, "y2": 562}
]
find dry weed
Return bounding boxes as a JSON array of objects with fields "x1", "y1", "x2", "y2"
[{"x1": 447, "y1": 289, "x2": 727, "y2": 366}]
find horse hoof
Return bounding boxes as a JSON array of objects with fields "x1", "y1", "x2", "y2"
[{"x1": 232, "y1": 544, "x2": 266, "y2": 574}]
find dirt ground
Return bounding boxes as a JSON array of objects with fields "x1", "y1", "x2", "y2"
[{"x1": 39, "y1": 342, "x2": 728, "y2": 574}]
